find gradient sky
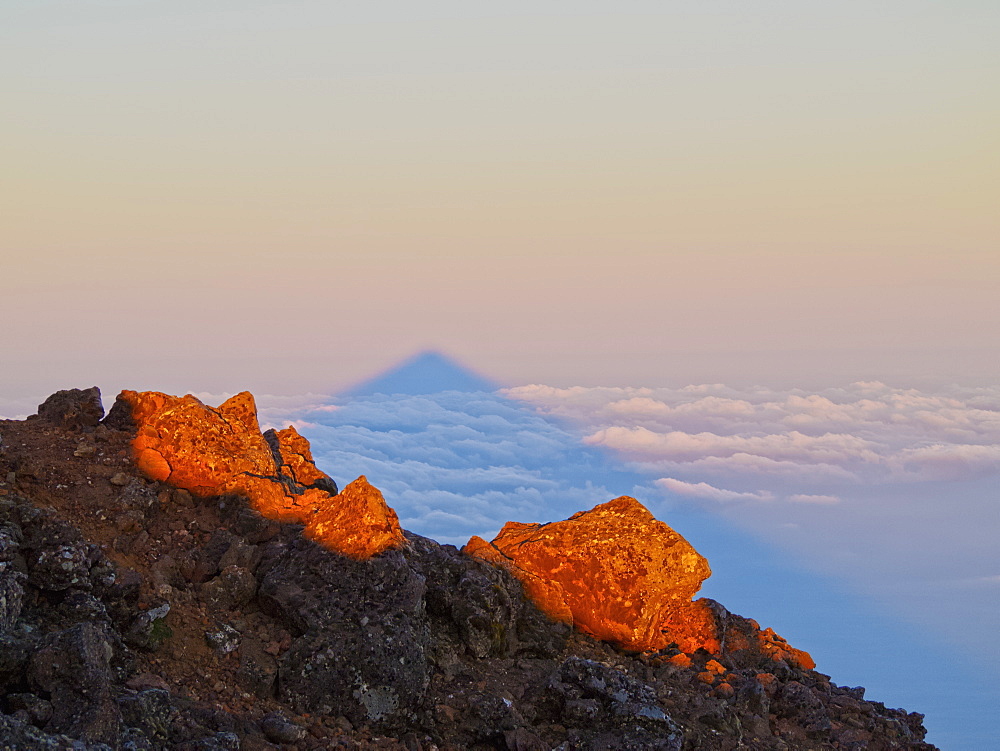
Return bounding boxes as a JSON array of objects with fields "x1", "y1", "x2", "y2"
[
  {"x1": 3, "y1": 5, "x2": 999, "y2": 744},
  {"x1": 3, "y1": 0, "x2": 998, "y2": 398}
]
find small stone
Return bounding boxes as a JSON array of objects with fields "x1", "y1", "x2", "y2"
[
  {"x1": 714, "y1": 682, "x2": 736, "y2": 699},
  {"x1": 705, "y1": 658, "x2": 726, "y2": 675},
  {"x1": 126, "y1": 603, "x2": 172, "y2": 651},
  {"x1": 172, "y1": 488, "x2": 194, "y2": 507},
  {"x1": 206, "y1": 624, "x2": 241, "y2": 655},
  {"x1": 696, "y1": 671, "x2": 716, "y2": 685},
  {"x1": 214, "y1": 731, "x2": 241, "y2": 749},
  {"x1": 435, "y1": 704, "x2": 458, "y2": 723},
  {"x1": 126, "y1": 673, "x2": 171, "y2": 692},
  {"x1": 260, "y1": 712, "x2": 307, "y2": 744},
  {"x1": 73, "y1": 444, "x2": 96, "y2": 458},
  {"x1": 110, "y1": 473, "x2": 130, "y2": 486}
]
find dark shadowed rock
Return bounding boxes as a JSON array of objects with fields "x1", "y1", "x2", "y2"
[
  {"x1": 118, "y1": 688, "x2": 172, "y2": 747},
  {"x1": 36, "y1": 387, "x2": 105, "y2": 430},
  {"x1": 202, "y1": 565, "x2": 256, "y2": 610},
  {"x1": 548, "y1": 656, "x2": 683, "y2": 750},
  {"x1": 237, "y1": 638, "x2": 278, "y2": 699},
  {"x1": 0, "y1": 570, "x2": 26, "y2": 633},
  {"x1": 405, "y1": 532, "x2": 568, "y2": 661},
  {"x1": 28, "y1": 622, "x2": 123, "y2": 746},
  {"x1": 0, "y1": 711, "x2": 114, "y2": 750},
  {"x1": 264, "y1": 538, "x2": 430, "y2": 728}
]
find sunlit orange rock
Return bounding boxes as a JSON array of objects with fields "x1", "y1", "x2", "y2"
[
  {"x1": 265, "y1": 425, "x2": 337, "y2": 492},
  {"x1": 113, "y1": 390, "x2": 313, "y2": 522},
  {"x1": 464, "y1": 496, "x2": 716, "y2": 652},
  {"x1": 109, "y1": 390, "x2": 403, "y2": 559},
  {"x1": 465, "y1": 496, "x2": 815, "y2": 668},
  {"x1": 304, "y1": 476, "x2": 406, "y2": 560}
]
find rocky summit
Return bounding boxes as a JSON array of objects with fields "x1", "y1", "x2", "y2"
[{"x1": 0, "y1": 387, "x2": 936, "y2": 750}]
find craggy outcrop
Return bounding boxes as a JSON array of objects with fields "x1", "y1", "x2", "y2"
[
  {"x1": 465, "y1": 496, "x2": 815, "y2": 671},
  {"x1": 464, "y1": 496, "x2": 717, "y2": 653},
  {"x1": 263, "y1": 425, "x2": 338, "y2": 494},
  {"x1": 104, "y1": 389, "x2": 401, "y2": 560},
  {"x1": 303, "y1": 475, "x2": 406, "y2": 560},
  {"x1": 35, "y1": 387, "x2": 105, "y2": 430}
]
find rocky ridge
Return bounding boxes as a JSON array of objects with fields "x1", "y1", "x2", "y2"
[{"x1": 0, "y1": 387, "x2": 936, "y2": 750}]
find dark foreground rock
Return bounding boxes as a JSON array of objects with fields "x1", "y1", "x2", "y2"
[{"x1": 0, "y1": 388, "x2": 938, "y2": 750}]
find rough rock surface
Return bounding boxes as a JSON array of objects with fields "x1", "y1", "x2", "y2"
[
  {"x1": 35, "y1": 387, "x2": 105, "y2": 430},
  {"x1": 105, "y1": 389, "x2": 400, "y2": 559},
  {"x1": 464, "y1": 496, "x2": 718, "y2": 653},
  {"x1": 0, "y1": 388, "x2": 937, "y2": 750},
  {"x1": 263, "y1": 425, "x2": 338, "y2": 494},
  {"x1": 303, "y1": 475, "x2": 406, "y2": 560},
  {"x1": 106, "y1": 390, "x2": 317, "y2": 522}
]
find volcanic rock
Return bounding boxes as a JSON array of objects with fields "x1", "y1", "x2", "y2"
[
  {"x1": 28, "y1": 622, "x2": 123, "y2": 745},
  {"x1": 35, "y1": 387, "x2": 105, "y2": 430},
  {"x1": 106, "y1": 389, "x2": 403, "y2": 559},
  {"x1": 464, "y1": 496, "x2": 718, "y2": 653},
  {"x1": 263, "y1": 425, "x2": 338, "y2": 494},
  {"x1": 108, "y1": 390, "x2": 314, "y2": 522},
  {"x1": 303, "y1": 475, "x2": 405, "y2": 560}
]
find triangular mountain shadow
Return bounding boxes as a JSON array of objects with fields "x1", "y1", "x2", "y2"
[{"x1": 341, "y1": 350, "x2": 499, "y2": 397}]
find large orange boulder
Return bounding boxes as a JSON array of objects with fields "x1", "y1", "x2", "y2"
[
  {"x1": 464, "y1": 496, "x2": 717, "y2": 653},
  {"x1": 108, "y1": 389, "x2": 404, "y2": 559},
  {"x1": 465, "y1": 497, "x2": 815, "y2": 669}
]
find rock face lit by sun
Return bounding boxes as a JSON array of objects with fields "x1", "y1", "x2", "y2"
[{"x1": 110, "y1": 389, "x2": 404, "y2": 559}]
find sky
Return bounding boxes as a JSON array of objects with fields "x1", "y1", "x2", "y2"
[
  {"x1": 2, "y1": 0, "x2": 999, "y2": 398},
  {"x1": 2, "y1": 2, "x2": 999, "y2": 746}
]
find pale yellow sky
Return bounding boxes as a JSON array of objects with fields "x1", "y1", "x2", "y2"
[{"x1": 2, "y1": 1, "x2": 998, "y2": 396}]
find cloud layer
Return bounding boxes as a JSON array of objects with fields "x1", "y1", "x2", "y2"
[{"x1": 504, "y1": 381, "x2": 1000, "y2": 501}]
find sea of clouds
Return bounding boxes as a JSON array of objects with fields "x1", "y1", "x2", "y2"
[{"x1": 503, "y1": 380, "x2": 1000, "y2": 498}]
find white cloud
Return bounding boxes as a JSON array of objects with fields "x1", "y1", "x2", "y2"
[
  {"x1": 889, "y1": 443, "x2": 1000, "y2": 481},
  {"x1": 656, "y1": 477, "x2": 773, "y2": 503},
  {"x1": 787, "y1": 493, "x2": 841, "y2": 505},
  {"x1": 584, "y1": 426, "x2": 881, "y2": 465},
  {"x1": 505, "y1": 382, "x2": 1000, "y2": 503}
]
